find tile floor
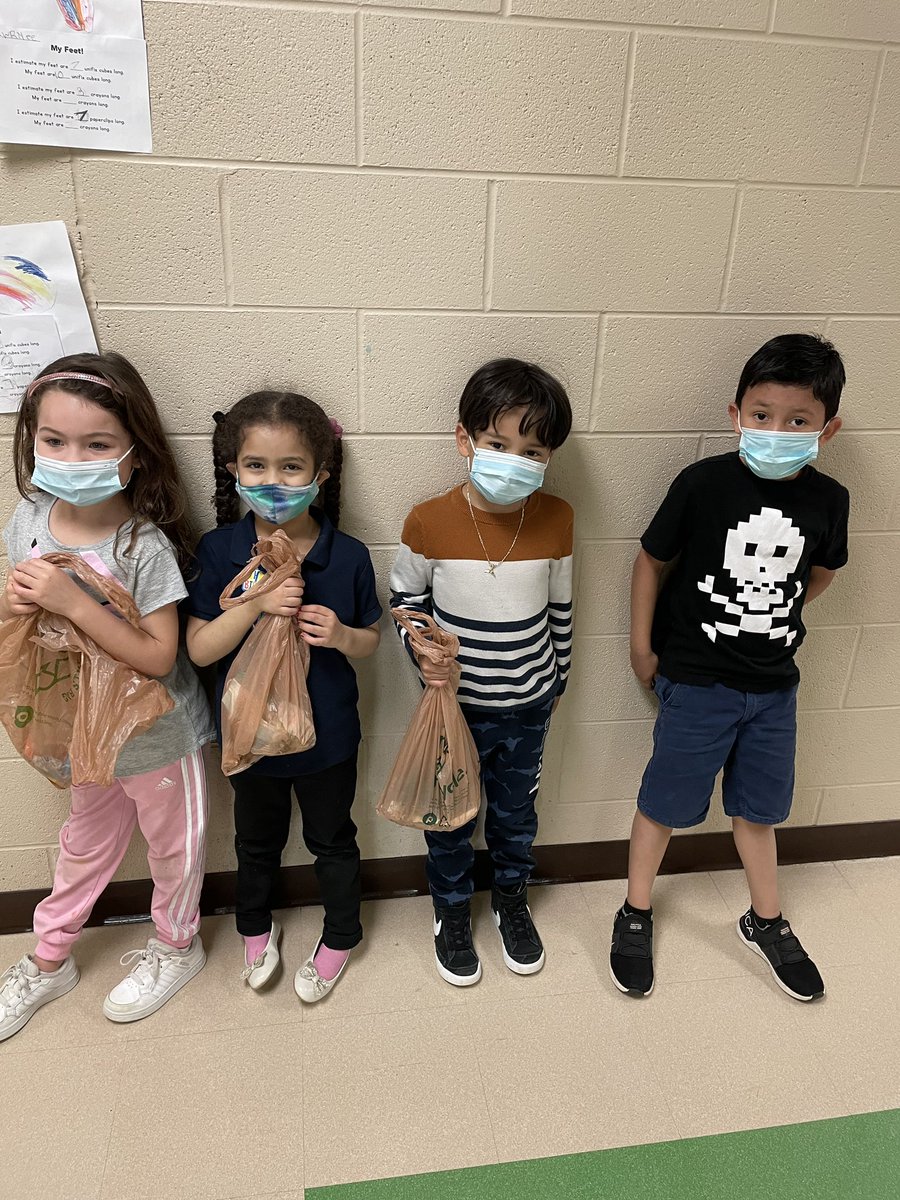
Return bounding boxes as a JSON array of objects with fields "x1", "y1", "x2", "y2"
[{"x1": 1, "y1": 857, "x2": 897, "y2": 1199}]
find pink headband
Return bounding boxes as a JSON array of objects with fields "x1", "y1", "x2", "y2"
[{"x1": 26, "y1": 371, "x2": 113, "y2": 399}]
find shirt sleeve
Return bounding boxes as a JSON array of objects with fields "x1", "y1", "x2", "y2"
[
  {"x1": 549, "y1": 505, "x2": 574, "y2": 696},
  {"x1": 640, "y1": 467, "x2": 695, "y2": 563},
  {"x1": 810, "y1": 486, "x2": 850, "y2": 570},
  {"x1": 353, "y1": 550, "x2": 383, "y2": 628},
  {"x1": 388, "y1": 510, "x2": 434, "y2": 666},
  {"x1": 185, "y1": 532, "x2": 229, "y2": 622},
  {"x1": 131, "y1": 539, "x2": 188, "y2": 618}
]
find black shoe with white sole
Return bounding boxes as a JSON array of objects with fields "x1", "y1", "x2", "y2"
[
  {"x1": 433, "y1": 902, "x2": 482, "y2": 987},
  {"x1": 737, "y1": 910, "x2": 825, "y2": 1002},
  {"x1": 609, "y1": 906, "x2": 654, "y2": 996},
  {"x1": 491, "y1": 883, "x2": 545, "y2": 975}
]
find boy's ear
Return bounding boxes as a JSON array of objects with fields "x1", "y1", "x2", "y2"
[
  {"x1": 455, "y1": 422, "x2": 471, "y2": 460},
  {"x1": 820, "y1": 416, "x2": 842, "y2": 444},
  {"x1": 727, "y1": 403, "x2": 742, "y2": 435}
]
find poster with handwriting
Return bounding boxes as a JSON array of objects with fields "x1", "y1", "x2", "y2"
[
  {"x1": 0, "y1": 1, "x2": 150, "y2": 153},
  {"x1": 0, "y1": 220, "x2": 97, "y2": 413}
]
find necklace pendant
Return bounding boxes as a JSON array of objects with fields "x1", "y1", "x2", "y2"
[{"x1": 487, "y1": 564, "x2": 496, "y2": 576}]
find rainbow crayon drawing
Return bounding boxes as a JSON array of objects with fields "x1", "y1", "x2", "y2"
[
  {"x1": 0, "y1": 257, "x2": 57, "y2": 315},
  {"x1": 55, "y1": 0, "x2": 95, "y2": 33}
]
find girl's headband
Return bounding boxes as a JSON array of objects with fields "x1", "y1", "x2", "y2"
[{"x1": 26, "y1": 371, "x2": 113, "y2": 399}]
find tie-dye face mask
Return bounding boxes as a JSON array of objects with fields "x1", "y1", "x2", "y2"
[{"x1": 235, "y1": 479, "x2": 319, "y2": 525}]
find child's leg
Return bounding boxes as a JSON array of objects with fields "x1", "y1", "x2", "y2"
[
  {"x1": 130, "y1": 750, "x2": 209, "y2": 949},
  {"x1": 731, "y1": 818, "x2": 779, "y2": 917},
  {"x1": 33, "y1": 778, "x2": 137, "y2": 966},
  {"x1": 231, "y1": 773, "x2": 293, "y2": 940},
  {"x1": 294, "y1": 753, "x2": 362, "y2": 954},
  {"x1": 626, "y1": 809, "x2": 674, "y2": 910}
]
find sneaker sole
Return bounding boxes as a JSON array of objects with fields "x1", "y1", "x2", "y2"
[
  {"x1": 434, "y1": 950, "x2": 482, "y2": 988},
  {"x1": 0, "y1": 966, "x2": 80, "y2": 1043},
  {"x1": 102, "y1": 950, "x2": 207, "y2": 1023},
  {"x1": 608, "y1": 960, "x2": 654, "y2": 998},
  {"x1": 735, "y1": 919, "x2": 825, "y2": 1003},
  {"x1": 492, "y1": 909, "x2": 545, "y2": 975}
]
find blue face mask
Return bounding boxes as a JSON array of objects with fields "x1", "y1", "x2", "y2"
[
  {"x1": 236, "y1": 478, "x2": 319, "y2": 525},
  {"x1": 468, "y1": 441, "x2": 547, "y2": 506},
  {"x1": 738, "y1": 425, "x2": 827, "y2": 481},
  {"x1": 32, "y1": 446, "x2": 134, "y2": 507}
]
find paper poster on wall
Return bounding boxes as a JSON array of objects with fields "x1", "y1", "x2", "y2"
[
  {"x1": 0, "y1": 1, "x2": 151, "y2": 153},
  {"x1": 0, "y1": 220, "x2": 97, "y2": 413}
]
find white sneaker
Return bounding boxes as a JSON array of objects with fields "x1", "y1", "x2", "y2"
[
  {"x1": 0, "y1": 955, "x2": 79, "y2": 1043},
  {"x1": 103, "y1": 936, "x2": 206, "y2": 1023},
  {"x1": 240, "y1": 921, "x2": 282, "y2": 991},
  {"x1": 293, "y1": 941, "x2": 349, "y2": 1004}
]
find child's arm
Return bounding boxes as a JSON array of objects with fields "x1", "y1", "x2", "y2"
[
  {"x1": 390, "y1": 511, "x2": 446, "y2": 685},
  {"x1": 630, "y1": 548, "x2": 668, "y2": 689},
  {"x1": 548, "y1": 506, "x2": 574, "y2": 710},
  {"x1": 186, "y1": 576, "x2": 304, "y2": 667},
  {"x1": 804, "y1": 566, "x2": 837, "y2": 606},
  {"x1": 296, "y1": 608, "x2": 380, "y2": 658},
  {"x1": 10, "y1": 557, "x2": 177, "y2": 678}
]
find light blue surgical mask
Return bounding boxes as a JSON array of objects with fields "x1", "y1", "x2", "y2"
[
  {"x1": 468, "y1": 440, "x2": 547, "y2": 505},
  {"x1": 738, "y1": 425, "x2": 828, "y2": 481},
  {"x1": 32, "y1": 446, "x2": 134, "y2": 507},
  {"x1": 236, "y1": 478, "x2": 319, "y2": 525}
]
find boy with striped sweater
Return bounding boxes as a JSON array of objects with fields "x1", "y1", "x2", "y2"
[{"x1": 390, "y1": 359, "x2": 573, "y2": 986}]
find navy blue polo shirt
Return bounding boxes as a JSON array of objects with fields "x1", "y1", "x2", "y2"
[{"x1": 186, "y1": 509, "x2": 382, "y2": 777}]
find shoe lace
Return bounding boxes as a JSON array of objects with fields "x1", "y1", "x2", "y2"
[
  {"x1": 442, "y1": 909, "x2": 474, "y2": 952},
  {"x1": 500, "y1": 896, "x2": 535, "y2": 944},
  {"x1": 296, "y1": 962, "x2": 328, "y2": 996},
  {"x1": 119, "y1": 945, "x2": 161, "y2": 988},
  {"x1": 0, "y1": 960, "x2": 33, "y2": 1011}
]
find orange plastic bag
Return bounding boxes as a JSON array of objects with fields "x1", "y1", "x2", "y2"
[
  {"x1": 0, "y1": 553, "x2": 174, "y2": 788},
  {"x1": 377, "y1": 610, "x2": 481, "y2": 831},
  {"x1": 219, "y1": 530, "x2": 316, "y2": 776}
]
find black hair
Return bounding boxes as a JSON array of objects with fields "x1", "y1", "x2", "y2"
[
  {"x1": 459, "y1": 358, "x2": 572, "y2": 450},
  {"x1": 735, "y1": 334, "x2": 846, "y2": 422},
  {"x1": 211, "y1": 392, "x2": 342, "y2": 528}
]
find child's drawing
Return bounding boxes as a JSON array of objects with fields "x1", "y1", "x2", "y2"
[
  {"x1": 0, "y1": 257, "x2": 57, "y2": 315},
  {"x1": 55, "y1": 0, "x2": 95, "y2": 32}
]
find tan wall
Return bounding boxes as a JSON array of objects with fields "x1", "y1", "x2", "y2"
[{"x1": 1, "y1": 0, "x2": 899, "y2": 891}]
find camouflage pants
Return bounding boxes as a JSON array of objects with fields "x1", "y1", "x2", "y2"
[{"x1": 425, "y1": 697, "x2": 554, "y2": 906}]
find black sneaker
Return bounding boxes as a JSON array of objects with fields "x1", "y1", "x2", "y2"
[
  {"x1": 433, "y1": 902, "x2": 482, "y2": 987},
  {"x1": 737, "y1": 910, "x2": 825, "y2": 1002},
  {"x1": 491, "y1": 883, "x2": 545, "y2": 975},
  {"x1": 610, "y1": 906, "x2": 654, "y2": 996}
]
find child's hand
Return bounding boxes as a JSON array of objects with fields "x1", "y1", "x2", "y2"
[
  {"x1": 11, "y1": 559, "x2": 82, "y2": 616},
  {"x1": 630, "y1": 647, "x2": 659, "y2": 690},
  {"x1": 418, "y1": 652, "x2": 452, "y2": 688},
  {"x1": 4, "y1": 571, "x2": 40, "y2": 616},
  {"x1": 256, "y1": 576, "x2": 304, "y2": 617},
  {"x1": 296, "y1": 604, "x2": 346, "y2": 650}
]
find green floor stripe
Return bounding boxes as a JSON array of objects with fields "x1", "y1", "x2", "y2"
[{"x1": 307, "y1": 1108, "x2": 900, "y2": 1200}]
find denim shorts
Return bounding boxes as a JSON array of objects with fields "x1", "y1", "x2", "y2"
[{"x1": 637, "y1": 675, "x2": 798, "y2": 830}]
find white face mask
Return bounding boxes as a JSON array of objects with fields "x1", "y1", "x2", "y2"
[{"x1": 32, "y1": 445, "x2": 134, "y2": 507}]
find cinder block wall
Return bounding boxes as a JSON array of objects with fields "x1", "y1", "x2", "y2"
[{"x1": 1, "y1": 0, "x2": 898, "y2": 891}]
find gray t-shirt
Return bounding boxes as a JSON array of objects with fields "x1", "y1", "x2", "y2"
[{"x1": 4, "y1": 492, "x2": 214, "y2": 777}]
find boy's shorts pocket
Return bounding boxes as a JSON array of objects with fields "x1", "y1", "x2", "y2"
[{"x1": 653, "y1": 675, "x2": 681, "y2": 708}]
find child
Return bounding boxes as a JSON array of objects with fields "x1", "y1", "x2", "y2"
[
  {"x1": 610, "y1": 333, "x2": 849, "y2": 1003},
  {"x1": 0, "y1": 353, "x2": 215, "y2": 1043},
  {"x1": 390, "y1": 358, "x2": 573, "y2": 986},
  {"x1": 185, "y1": 392, "x2": 381, "y2": 1002}
]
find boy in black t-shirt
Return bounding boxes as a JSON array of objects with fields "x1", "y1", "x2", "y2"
[{"x1": 609, "y1": 334, "x2": 849, "y2": 1003}]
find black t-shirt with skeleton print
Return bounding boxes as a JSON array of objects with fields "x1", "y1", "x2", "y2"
[{"x1": 642, "y1": 452, "x2": 850, "y2": 693}]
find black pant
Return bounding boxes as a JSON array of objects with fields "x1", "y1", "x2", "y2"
[{"x1": 231, "y1": 752, "x2": 362, "y2": 950}]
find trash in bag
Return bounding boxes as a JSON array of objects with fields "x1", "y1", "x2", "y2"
[
  {"x1": 0, "y1": 552, "x2": 174, "y2": 787},
  {"x1": 219, "y1": 529, "x2": 315, "y2": 775},
  {"x1": 377, "y1": 609, "x2": 481, "y2": 831}
]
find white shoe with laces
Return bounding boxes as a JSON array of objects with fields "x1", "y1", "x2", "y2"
[
  {"x1": 240, "y1": 921, "x2": 282, "y2": 991},
  {"x1": 0, "y1": 955, "x2": 79, "y2": 1043},
  {"x1": 293, "y1": 941, "x2": 349, "y2": 1004},
  {"x1": 103, "y1": 936, "x2": 206, "y2": 1023}
]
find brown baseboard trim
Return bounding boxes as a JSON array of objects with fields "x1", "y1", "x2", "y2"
[{"x1": 2, "y1": 819, "x2": 898, "y2": 936}]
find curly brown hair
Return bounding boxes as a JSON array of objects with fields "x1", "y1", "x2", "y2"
[
  {"x1": 13, "y1": 351, "x2": 194, "y2": 573},
  {"x1": 211, "y1": 392, "x2": 342, "y2": 528}
]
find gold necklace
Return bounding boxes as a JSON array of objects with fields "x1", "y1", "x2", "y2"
[{"x1": 464, "y1": 486, "x2": 526, "y2": 576}]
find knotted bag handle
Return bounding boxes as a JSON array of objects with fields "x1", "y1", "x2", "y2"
[
  {"x1": 391, "y1": 608, "x2": 460, "y2": 665},
  {"x1": 41, "y1": 552, "x2": 141, "y2": 627},
  {"x1": 219, "y1": 529, "x2": 305, "y2": 610}
]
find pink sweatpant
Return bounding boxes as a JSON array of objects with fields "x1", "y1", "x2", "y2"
[{"x1": 34, "y1": 750, "x2": 208, "y2": 962}]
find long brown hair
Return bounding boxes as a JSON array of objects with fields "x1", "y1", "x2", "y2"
[
  {"x1": 211, "y1": 391, "x2": 343, "y2": 528},
  {"x1": 14, "y1": 351, "x2": 194, "y2": 572}
]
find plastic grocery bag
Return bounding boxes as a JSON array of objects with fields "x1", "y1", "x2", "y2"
[
  {"x1": 377, "y1": 609, "x2": 481, "y2": 831},
  {"x1": 219, "y1": 529, "x2": 315, "y2": 776},
  {"x1": 0, "y1": 552, "x2": 174, "y2": 788}
]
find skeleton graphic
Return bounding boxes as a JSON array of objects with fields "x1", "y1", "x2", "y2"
[{"x1": 698, "y1": 507, "x2": 805, "y2": 645}]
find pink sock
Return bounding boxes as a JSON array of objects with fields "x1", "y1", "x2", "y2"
[
  {"x1": 313, "y1": 944, "x2": 350, "y2": 981},
  {"x1": 244, "y1": 933, "x2": 270, "y2": 965}
]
